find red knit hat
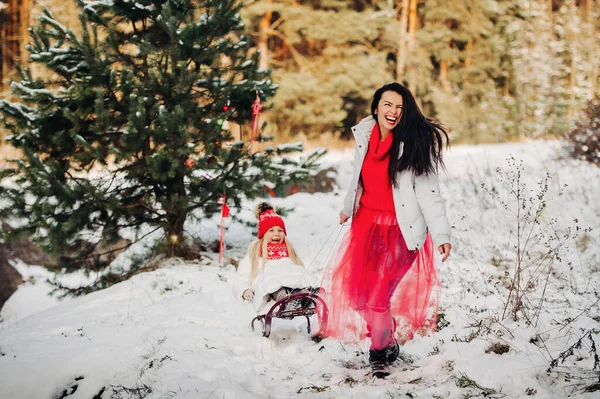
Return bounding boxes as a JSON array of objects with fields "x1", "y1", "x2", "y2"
[{"x1": 256, "y1": 202, "x2": 287, "y2": 239}]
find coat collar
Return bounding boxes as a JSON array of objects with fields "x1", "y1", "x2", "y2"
[
  {"x1": 351, "y1": 116, "x2": 376, "y2": 146},
  {"x1": 351, "y1": 116, "x2": 404, "y2": 159}
]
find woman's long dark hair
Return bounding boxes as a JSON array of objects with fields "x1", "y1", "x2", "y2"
[{"x1": 370, "y1": 83, "x2": 450, "y2": 186}]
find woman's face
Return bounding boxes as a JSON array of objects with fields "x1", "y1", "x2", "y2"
[
  {"x1": 264, "y1": 226, "x2": 285, "y2": 244},
  {"x1": 375, "y1": 90, "x2": 403, "y2": 135}
]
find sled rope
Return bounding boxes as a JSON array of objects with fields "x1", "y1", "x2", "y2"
[{"x1": 290, "y1": 221, "x2": 347, "y2": 290}]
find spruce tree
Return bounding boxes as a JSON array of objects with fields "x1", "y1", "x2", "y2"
[{"x1": 0, "y1": 0, "x2": 318, "y2": 270}]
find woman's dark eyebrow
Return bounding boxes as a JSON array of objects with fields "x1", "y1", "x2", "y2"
[{"x1": 383, "y1": 101, "x2": 403, "y2": 107}]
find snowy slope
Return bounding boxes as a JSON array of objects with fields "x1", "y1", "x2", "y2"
[{"x1": 1, "y1": 140, "x2": 599, "y2": 399}]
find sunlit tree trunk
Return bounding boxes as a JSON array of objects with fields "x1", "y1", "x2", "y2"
[
  {"x1": 17, "y1": 0, "x2": 30, "y2": 66},
  {"x1": 463, "y1": 38, "x2": 472, "y2": 89},
  {"x1": 440, "y1": 59, "x2": 450, "y2": 90},
  {"x1": 257, "y1": 0, "x2": 272, "y2": 70},
  {"x1": 567, "y1": 2, "x2": 577, "y2": 120},
  {"x1": 1, "y1": 0, "x2": 30, "y2": 92},
  {"x1": 581, "y1": 0, "x2": 592, "y2": 21},
  {"x1": 396, "y1": 0, "x2": 409, "y2": 82},
  {"x1": 438, "y1": 16, "x2": 451, "y2": 92},
  {"x1": 407, "y1": 0, "x2": 418, "y2": 94},
  {"x1": 591, "y1": 63, "x2": 598, "y2": 98}
]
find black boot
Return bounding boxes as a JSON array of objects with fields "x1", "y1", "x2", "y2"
[
  {"x1": 369, "y1": 348, "x2": 389, "y2": 378},
  {"x1": 384, "y1": 338, "x2": 400, "y2": 363}
]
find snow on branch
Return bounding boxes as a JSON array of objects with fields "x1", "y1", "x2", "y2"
[
  {"x1": 0, "y1": 100, "x2": 38, "y2": 122},
  {"x1": 81, "y1": 0, "x2": 115, "y2": 14},
  {"x1": 10, "y1": 82, "x2": 55, "y2": 100},
  {"x1": 39, "y1": 13, "x2": 68, "y2": 36},
  {"x1": 276, "y1": 142, "x2": 303, "y2": 153}
]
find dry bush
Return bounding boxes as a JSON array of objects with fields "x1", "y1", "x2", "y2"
[
  {"x1": 481, "y1": 157, "x2": 591, "y2": 324},
  {"x1": 565, "y1": 98, "x2": 600, "y2": 166}
]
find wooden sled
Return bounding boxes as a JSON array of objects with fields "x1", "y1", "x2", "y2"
[{"x1": 251, "y1": 291, "x2": 329, "y2": 338}]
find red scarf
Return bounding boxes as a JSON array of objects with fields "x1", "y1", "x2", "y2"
[
  {"x1": 266, "y1": 242, "x2": 289, "y2": 260},
  {"x1": 368, "y1": 123, "x2": 394, "y2": 160},
  {"x1": 359, "y1": 123, "x2": 395, "y2": 211}
]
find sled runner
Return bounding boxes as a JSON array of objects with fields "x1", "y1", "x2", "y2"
[{"x1": 251, "y1": 291, "x2": 329, "y2": 338}]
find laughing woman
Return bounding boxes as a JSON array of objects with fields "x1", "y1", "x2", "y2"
[{"x1": 318, "y1": 82, "x2": 452, "y2": 378}]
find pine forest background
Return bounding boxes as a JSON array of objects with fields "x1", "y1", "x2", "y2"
[{"x1": 1, "y1": 0, "x2": 599, "y2": 144}]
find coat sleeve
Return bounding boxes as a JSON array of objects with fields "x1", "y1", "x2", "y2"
[
  {"x1": 414, "y1": 172, "x2": 451, "y2": 248},
  {"x1": 342, "y1": 143, "x2": 361, "y2": 218},
  {"x1": 342, "y1": 183, "x2": 355, "y2": 218},
  {"x1": 232, "y1": 250, "x2": 253, "y2": 300}
]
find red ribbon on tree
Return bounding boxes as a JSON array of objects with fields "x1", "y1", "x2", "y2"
[
  {"x1": 218, "y1": 195, "x2": 230, "y2": 265},
  {"x1": 251, "y1": 92, "x2": 261, "y2": 142}
]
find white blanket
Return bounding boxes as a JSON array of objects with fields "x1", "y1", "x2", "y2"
[{"x1": 232, "y1": 256, "x2": 315, "y2": 314}]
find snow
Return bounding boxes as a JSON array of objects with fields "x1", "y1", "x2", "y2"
[
  {"x1": 9, "y1": 83, "x2": 54, "y2": 98},
  {"x1": 1, "y1": 260, "x2": 66, "y2": 322},
  {"x1": 1, "y1": 140, "x2": 600, "y2": 398},
  {"x1": 81, "y1": 0, "x2": 115, "y2": 13},
  {"x1": 134, "y1": 2, "x2": 156, "y2": 12},
  {"x1": 0, "y1": 100, "x2": 37, "y2": 122},
  {"x1": 39, "y1": 14, "x2": 68, "y2": 35},
  {"x1": 276, "y1": 142, "x2": 304, "y2": 152}
]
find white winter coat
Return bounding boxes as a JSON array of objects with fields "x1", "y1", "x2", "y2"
[
  {"x1": 232, "y1": 252, "x2": 313, "y2": 314},
  {"x1": 342, "y1": 116, "x2": 451, "y2": 251}
]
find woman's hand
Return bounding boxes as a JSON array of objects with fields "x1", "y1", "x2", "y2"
[
  {"x1": 242, "y1": 289, "x2": 255, "y2": 300},
  {"x1": 339, "y1": 210, "x2": 350, "y2": 224},
  {"x1": 438, "y1": 243, "x2": 452, "y2": 262}
]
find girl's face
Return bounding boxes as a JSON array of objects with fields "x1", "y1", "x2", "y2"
[
  {"x1": 375, "y1": 90, "x2": 403, "y2": 136},
  {"x1": 264, "y1": 226, "x2": 285, "y2": 244}
]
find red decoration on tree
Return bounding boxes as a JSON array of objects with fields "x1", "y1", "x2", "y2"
[
  {"x1": 185, "y1": 159, "x2": 195, "y2": 168},
  {"x1": 264, "y1": 185, "x2": 276, "y2": 198},
  {"x1": 221, "y1": 199, "x2": 230, "y2": 218},
  {"x1": 251, "y1": 92, "x2": 261, "y2": 142},
  {"x1": 223, "y1": 104, "x2": 230, "y2": 111},
  {"x1": 218, "y1": 195, "x2": 230, "y2": 265}
]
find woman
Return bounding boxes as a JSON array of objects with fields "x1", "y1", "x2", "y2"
[{"x1": 318, "y1": 82, "x2": 452, "y2": 378}]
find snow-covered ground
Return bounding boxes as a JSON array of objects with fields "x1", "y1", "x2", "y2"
[{"x1": 1, "y1": 140, "x2": 599, "y2": 399}]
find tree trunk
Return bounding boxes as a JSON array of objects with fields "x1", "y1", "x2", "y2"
[
  {"x1": 503, "y1": 73, "x2": 510, "y2": 97},
  {"x1": 18, "y1": 0, "x2": 30, "y2": 60},
  {"x1": 407, "y1": 0, "x2": 418, "y2": 94},
  {"x1": 568, "y1": 51, "x2": 576, "y2": 120},
  {"x1": 463, "y1": 38, "x2": 473, "y2": 89},
  {"x1": 1, "y1": 0, "x2": 30, "y2": 91},
  {"x1": 396, "y1": 0, "x2": 409, "y2": 82},
  {"x1": 583, "y1": 0, "x2": 592, "y2": 21},
  {"x1": 257, "y1": 0, "x2": 273, "y2": 70},
  {"x1": 440, "y1": 58, "x2": 450, "y2": 91},
  {"x1": 567, "y1": 2, "x2": 577, "y2": 120},
  {"x1": 592, "y1": 63, "x2": 598, "y2": 99},
  {"x1": 165, "y1": 171, "x2": 188, "y2": 255}
]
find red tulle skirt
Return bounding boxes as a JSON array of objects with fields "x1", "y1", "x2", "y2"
[{"x1": 317, "y1": 206, "x2": 440, "y2": 349}]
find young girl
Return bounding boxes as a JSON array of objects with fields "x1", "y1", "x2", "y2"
[{"x1": 232, "y1": 202, "x2": 315, "y2": 314}]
